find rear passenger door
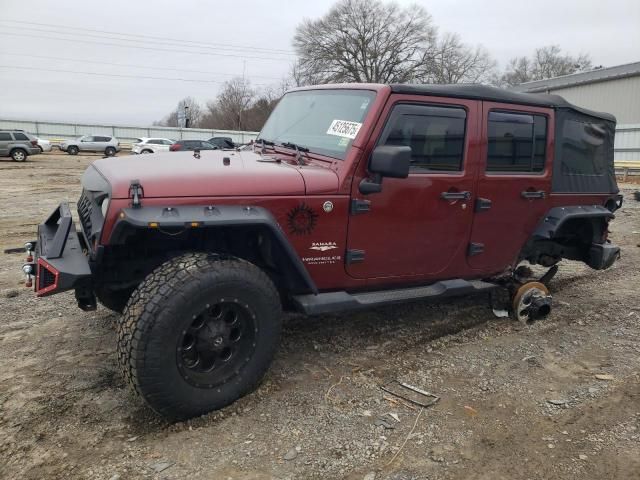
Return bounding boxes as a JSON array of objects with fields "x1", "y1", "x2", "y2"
[
  {"x1": 467, "y1": 102, "x2": 552, "y2": 273},
  {"x1": 0, "y1": 132, "x2": 13, "y2": 155}
]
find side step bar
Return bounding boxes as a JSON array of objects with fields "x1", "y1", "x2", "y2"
[{"x1": 292, "y1": 279, "x2": 497, "y2": 316}]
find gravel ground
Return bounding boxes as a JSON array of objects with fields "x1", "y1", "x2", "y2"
[{"x1": 1, "y1": 152, "x2": 639, "y2": 480}]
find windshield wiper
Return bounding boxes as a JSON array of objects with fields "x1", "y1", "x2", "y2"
[{"x1": 278, "y1": 142, "x2": 309, "y2": 165}]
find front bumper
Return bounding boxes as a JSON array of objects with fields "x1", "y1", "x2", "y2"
[{"x1": 30, "y1": 203, "x2": 92, "y2": 296}]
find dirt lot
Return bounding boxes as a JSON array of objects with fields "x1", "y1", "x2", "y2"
[{"x1": 1, "y1": 152, "x2": 639, "y2": 480}]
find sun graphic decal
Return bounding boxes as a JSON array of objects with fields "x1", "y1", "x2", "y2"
[{"x1": 287, "y1": 203, "x2": 319, "y2": 235}]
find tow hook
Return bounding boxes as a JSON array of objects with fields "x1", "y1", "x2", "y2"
[
  {"x1": 23, "y1": 242, "x2": 35, "y2": 288},
  {"x1": 512, "y1": 281, "x2": 552, "y2": 324},
  {"x1": 22, "y1": 263, "x2": 35, "y2": 288}
]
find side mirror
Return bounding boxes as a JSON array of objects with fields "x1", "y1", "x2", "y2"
[{"x1": 360, "y1": 145, "x2": 411, "y2": 194}]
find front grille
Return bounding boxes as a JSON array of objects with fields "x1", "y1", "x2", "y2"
[
  {"x1": 38, "y1": 264, "x2": 56, "y2": 290},
  {"x1": 77, "y1": 190, "x2": 93, "y2": 239}
]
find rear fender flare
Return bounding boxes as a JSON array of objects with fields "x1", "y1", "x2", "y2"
[
  {"x1": 532, "y1": 205, "x2": 614, "y2": 241},
  {"x1": 108, "y1": 204, "x2": 318, "y2": 294}
]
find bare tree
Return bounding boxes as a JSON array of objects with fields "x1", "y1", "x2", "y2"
[
  {"x1": 155, "y1": 96, "x2": 203, "y2": 127},
  {"x1": 216, "y1": 78, "x2": 256, "y2": 130},
  {"x1": 501, "y1": 45, "x2": 592, "y2": 86},
  {"x1": 293, "y1": 0, "x2": 437, "y2": 84},
  {"x1": 423, "y1": 33, "x2": 496, "y2": 84}
]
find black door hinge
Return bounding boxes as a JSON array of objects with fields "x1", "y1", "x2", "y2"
[
  {"x1": 346, "y1": 249, "x2": 365, "y2": 264},
  {"x1": 129, "y1": 179, "x2": 144, "y2": 209},
  {"x1": 475, "y1": 198, "x2": 492, "y2": 212},
  {"x1": 350, "y1": 199, "x2": 371, "y2": 215},
  {"x1": 468, "y1": 242, "x2": 484, "y2": 256}
]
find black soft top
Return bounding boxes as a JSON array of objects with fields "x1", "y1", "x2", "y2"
[{"x1": 389, "y1": 84, "x2": 616, "y2": 122}]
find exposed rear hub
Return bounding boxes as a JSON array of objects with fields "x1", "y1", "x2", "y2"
[{"x1": 512, "y1": 282, "x2": 552, "y2": 324}]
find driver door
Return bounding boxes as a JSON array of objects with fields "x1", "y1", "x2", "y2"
[
  {"x1": 346, "y1": 96, "x2": 480, "y2": 281},
  {"x1": 80, "y1": 136, "x2": 95, "y2": 152}
]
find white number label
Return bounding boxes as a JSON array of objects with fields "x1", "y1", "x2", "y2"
[{"x1": 326, "y1": 119, "x2": 363, "y2": 139}]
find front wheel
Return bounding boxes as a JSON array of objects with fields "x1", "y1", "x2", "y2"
[
  {"x1": 11, "y1": 149, "x2": 27, "y2": 162},
  {"x1": 67, "y1": 145, "x2": 79, "y2": 155},
  {"x1": 105, "y1": 147, "x2": 116, "y2": 156},
  {"x1": 117, "y1": 253, "x2": 282, "y2": 421}
]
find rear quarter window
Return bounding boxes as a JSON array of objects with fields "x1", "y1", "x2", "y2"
[
  {"x1": 560, "y1": 120, "x2": 606, "y2": 175},
  {"x1": 13, "y1": 132, "x2": 29, "y2": 141}
]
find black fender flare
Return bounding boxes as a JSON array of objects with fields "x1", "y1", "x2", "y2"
[
  {"x1": 108, "y1": 204, "x2": 318, "y2": 294},
  {"x1": 532, "y1": 205, "x2": 614, "y2": 241}
]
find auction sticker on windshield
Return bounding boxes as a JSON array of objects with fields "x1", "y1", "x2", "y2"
[{"x1": 326, "y1": 119, "x2": 363, "y2": 139}]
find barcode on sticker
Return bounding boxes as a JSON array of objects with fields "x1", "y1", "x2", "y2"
[{"x1": 326, "y1": 120, "x2": 363, "y2": 139}]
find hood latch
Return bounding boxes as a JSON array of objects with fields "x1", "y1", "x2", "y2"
[{"x1": 129, "y1": 179, "x2": 144, "y2": 209}]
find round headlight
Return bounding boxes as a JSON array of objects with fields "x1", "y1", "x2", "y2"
[{"x1": 101, "y1": 198, "x2": 110, "y2": 217}]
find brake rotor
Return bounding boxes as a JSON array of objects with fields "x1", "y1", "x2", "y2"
[{"x1": 512, "y1": 281, "x2": 550, "y2": 323}]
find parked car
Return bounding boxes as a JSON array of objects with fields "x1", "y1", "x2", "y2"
[
  {"x1": 0, "y1": 129, "x2": 40, "y2": 161},
  {"x1": 35, "y1": 137, "x2": 52, "y2": 153},
  {"x1": 131, "y1": 138, "x2": 175, "y2": 154},
  {"x1": 207, "y1": 137, "x2": 235, "y2": 149},
  {"x1": 25, "y1": 83, "x2": 621, "y2": 422},
  {"x1": 60, "y1": 135, "x2": 120, "y2": 156},
  {"x1": 169, "y1": 139, "x2": 218, "y2": 151}
]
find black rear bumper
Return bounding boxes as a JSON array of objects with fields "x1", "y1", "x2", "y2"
[
  {"x1": 587, "y1": 242, "x2": 620, "y2": 270},
  {"x1": 33, "y1": 203, "x2": 92, "y2": 296}
]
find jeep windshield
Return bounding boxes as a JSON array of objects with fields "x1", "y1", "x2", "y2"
[{"x1": 258, "y1": 89, "x2": 376, "y2": 160}]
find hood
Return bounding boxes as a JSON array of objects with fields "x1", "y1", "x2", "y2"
[{"x1": 91, "y1": 149, "x2": 339, "y2": 199}]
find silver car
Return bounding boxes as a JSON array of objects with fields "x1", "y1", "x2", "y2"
[
  {"x1": 0, "y1": 130, "x2": 41, "y2": 162},
  {"x1": 60, "y1": 135, "x2": 121, "y2": 156}
]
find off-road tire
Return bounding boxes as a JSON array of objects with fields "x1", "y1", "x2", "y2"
[
  {"x1": 11, "y1": 148, "x2": 27, "y2": 162},
  {"x1": 95, "y1": 286, "x2": 134, "y2": 313},
  {"x1": 117, "y1": 252, "x2": 282, "y2": 421},
  {"x1": 67, "y1": 146, "x2": 79, "y2": 155},
  {"x1": 105, "y1": 147, "x2": 116, "y2": 157}
]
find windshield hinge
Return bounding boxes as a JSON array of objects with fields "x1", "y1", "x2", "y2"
[
  {"x1": 350, "y1": 199, "x2": 371, "y2": 215},
  {"x1": 346, "y1": 249, "x2": 365, "y2": 264},
  {"x1": 129, "y1": 179, "x2": 144, "y2": 209}
]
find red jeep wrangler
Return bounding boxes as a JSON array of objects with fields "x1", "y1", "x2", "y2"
[{"x1": 24, "y1": 84, "x2": 621, "y2": 421}]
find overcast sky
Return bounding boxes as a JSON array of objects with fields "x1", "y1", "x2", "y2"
[{"x1": 1, "y1": 0, "x2": 638, "y2": 125}]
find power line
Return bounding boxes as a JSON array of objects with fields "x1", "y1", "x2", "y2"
[
  {"x1": 0, "y1": 31, "x2": 294, "y2": 63},
  {"x1": 0, "y1": 64, "x2": 271, "y2": 86},
  {"x1": 0, "y1": 19, "x2": 295, "y2": 55},
  {"x1": 0, "y1": 52, "x2": 285, "y2": 81},
  {"x1": 0, "y1": 20, "x2": 294, "y2": 55}
]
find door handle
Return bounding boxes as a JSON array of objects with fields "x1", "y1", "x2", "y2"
[
  {"x1": 441, "y1": 191, "x2": 471, "y2": 201},
  {"x1": 521, "y1": 190, "x2": 546, "y2": 199}
]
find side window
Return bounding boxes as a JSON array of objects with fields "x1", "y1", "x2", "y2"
[
  {"x1": 0, "y1": 132, "x2": 12, "y2": 140},
  {"x1": 82, "y1": 136, "x2": 93, "y2": 142},
  {"x1": 486, "y1": 111, "x2": 547, "y2": 173},
  {"x1": 13, "y1": 132, "x2": 29, "y2": 140},
  {"x1": 379, "y1": 104, "x2": 467, "y2": 172},
  {"x1": 560, "y1": 120, "x2": 606, "y2": 175}
]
